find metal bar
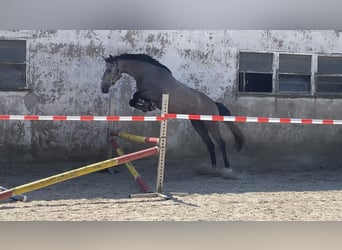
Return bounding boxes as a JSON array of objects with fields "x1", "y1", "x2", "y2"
[{"x1": 156, "y1": 94, "x2": 169, "y2": 193}]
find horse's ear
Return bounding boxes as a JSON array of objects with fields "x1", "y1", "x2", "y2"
[{"x1": 109, "y1": 55, "x2": 114, "y2": 61}]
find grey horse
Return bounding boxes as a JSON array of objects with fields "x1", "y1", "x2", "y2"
[{"x1": 101, "y1": 53, "x2": 244, "y2": 170}]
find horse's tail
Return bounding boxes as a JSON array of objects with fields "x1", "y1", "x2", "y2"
[{"x1": 215, "y1": 102, "x2": 245, "y2": 152}]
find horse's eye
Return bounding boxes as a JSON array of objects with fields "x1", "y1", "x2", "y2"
[{"x1": 106, "y1": 69, "x2": 112, "y2": 73}]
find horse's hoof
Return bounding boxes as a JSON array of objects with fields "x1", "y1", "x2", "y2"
[
  {"x1": 129, "y1": 99, "x2": 136, "y2": 107},
  {"x1": 219, "y1": 168, "x2": 240, "y2": 179}
]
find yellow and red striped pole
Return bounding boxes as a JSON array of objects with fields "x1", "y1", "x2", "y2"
[
  {"x1": 110, "y1": 131, "x2": 159, "y2": 145},
  {"x1": 0, "y1": 146, "x2": 159, "y2": 201},
  {"x1": 0, "y1": 186, "x2": 27, "y2": 202},
  {"x1": 109, "y1": 138, "x2": 153, "y2": 193}
]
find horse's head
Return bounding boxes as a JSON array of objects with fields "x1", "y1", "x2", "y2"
[{"x1": 100, "y1": 55, "x2": 122, "y2": 93}]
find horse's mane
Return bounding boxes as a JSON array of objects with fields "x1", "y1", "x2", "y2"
[{"x1": 108, "y1": 53, "x2": 172, "y2": 74}]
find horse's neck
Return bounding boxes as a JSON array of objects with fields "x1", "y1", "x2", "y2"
[
  {"x1": 119, "y1": 60, "x2": 171, "y2": 88},
  {"x1": 119, "y1": 60, "x2": 147, "y2": 80}
]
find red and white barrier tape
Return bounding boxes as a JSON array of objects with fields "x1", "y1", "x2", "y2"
[
  {"x1": 166, "y1": 114, "x2": 342, "y2": 125},
  {"x1": 0, "y1": 114, "x2": 342, "y2": 125},
  {"x1": 0, "y1": 115, "x2": 164, "y2": 121}
]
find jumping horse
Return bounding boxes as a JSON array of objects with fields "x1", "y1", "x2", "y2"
[{"x1": 100, "y1": 53, "x2": 244, "y2": 170}]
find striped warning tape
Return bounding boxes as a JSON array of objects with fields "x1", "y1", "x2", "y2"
[
  {"x1": 166, "y1": 114, "x2": 342, "y2": 125},
  {"x1": 0, "y1": 114, "x2": 342, "y2": 125},
  {"x1": 0, "y1": 115, "x2": 164, "y2": 121}
]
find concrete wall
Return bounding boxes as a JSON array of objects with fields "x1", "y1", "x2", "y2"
[{"x1": 0, "y1": 30, "x2": 342, "y2": 168}]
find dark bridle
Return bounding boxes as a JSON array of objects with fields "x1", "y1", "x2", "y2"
[{"x1": 101, "y1": 55, "x2": 122, "y2": 93}]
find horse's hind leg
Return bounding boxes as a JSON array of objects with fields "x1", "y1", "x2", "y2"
[
  {"x1": 205, "y1": 122, "x2": 230, "y2": 168},
  {"x1": 190, "y1": 120, "x2": 217, "y2": 169}
]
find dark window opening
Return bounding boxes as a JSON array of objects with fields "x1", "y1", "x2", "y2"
[
  {"x1": 238, "y1": 52, "x2": 273, "y2": 93},
  {"x1": 0, "y1": 40, "x2": 27, "y2": 90},
  {"x1": 278, "y1": 54, "x2": 311, "y2": 93},
  {"x1": 0, "y1": 64, "x2": 26, "y2": 89},
  {"x1": 237, "y1": 52, "x2": 342, "y2": 97},
  {"x1": 316, "y1": 56, "x2": 342, "y2": 94},
  {"x1": 239, "y1": 72, "x2": 272, "y2": 92},
  {"x1": 316, "y1": 75, "x2": 342, "y2": 93}
]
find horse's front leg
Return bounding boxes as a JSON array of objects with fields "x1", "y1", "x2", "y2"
[{"x1": 129, "y1": 91, "x2": 157, "y2": 112}]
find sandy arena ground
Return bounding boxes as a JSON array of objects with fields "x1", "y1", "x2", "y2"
[{"x1": 1, "y1": 157, "x2": 342, "y2": 221}]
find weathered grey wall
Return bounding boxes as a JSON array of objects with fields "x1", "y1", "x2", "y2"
[{"x1": 0, "y1": 30, "x2": 341, "y2": 168}]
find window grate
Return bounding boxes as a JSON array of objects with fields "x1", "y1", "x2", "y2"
[{"x1": 0, "y1": 40, "x2": 27, "y2": 90}]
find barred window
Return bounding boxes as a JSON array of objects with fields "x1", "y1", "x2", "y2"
[
  {"x1": 236, "y1": 50, "x2": 342, "y2": 97},
  {"x1": 0, "y1": 40, "x2": 27, "y2": 90},
  {"x1": 278, "y1": 54, "x2": 312, "y2": 93},
  {"x1": 238, "y1": 52, "x2": 273, "y2": 93},
  {"x1": 316, "y1": 56, "x2": 342, "y2": 93}
]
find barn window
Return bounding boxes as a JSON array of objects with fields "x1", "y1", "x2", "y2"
[
  {"x1": 278, "y1": 54, "x2": 312, "y2": 93},
  {"x1": 0, "y1": 40, "x2": 27, "y2": 90},
  {"x1": 238, "y1": 52, "x2": 273, "y2": 93},
  {"x1": 316, "y1": 56, "x2": 342, "y2": 93}
]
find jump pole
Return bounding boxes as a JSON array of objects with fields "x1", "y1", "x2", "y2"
[
  {"x1": 0, "y1": 146, "x2": 159, "y2": 202},
  {"x1": 110, "y1": 131, "x2": 159, "y2": 145},
  {"x1": 109, "y1": 137, "x2": 153, "y2": 194},
  {"x1": 0, "y1": 186, "x2": 27, "y2": 202}
]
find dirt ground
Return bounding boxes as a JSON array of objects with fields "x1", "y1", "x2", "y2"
[{"x1": 1, "y1": 156, "x2": 342, "y2": 221}]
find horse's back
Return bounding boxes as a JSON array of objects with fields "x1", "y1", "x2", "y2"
[{"x1": 166, "y1": 80, "x2": 219, "y2": 115}]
